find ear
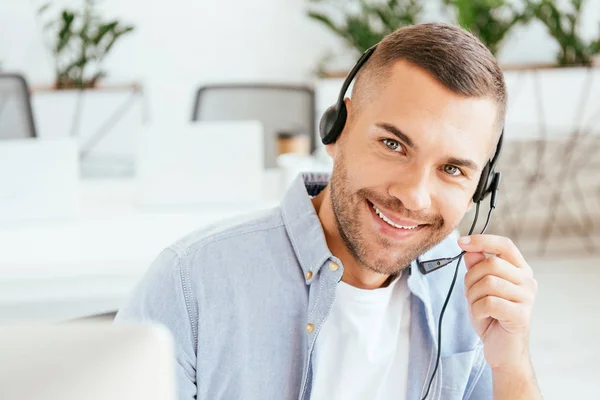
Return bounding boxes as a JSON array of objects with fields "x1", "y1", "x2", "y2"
[
  {"x1": 325, "y1": 97, "x2": 353, "y2": 159},
  {"x1": 336, "y1": 97, "x2": 354, "y2": 141},
  {"x1": 344, "y1": 97, "x2": 353, "y2": 126}
]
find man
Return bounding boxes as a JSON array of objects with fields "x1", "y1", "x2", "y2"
[{"x1": 115, "y1": 22, "x2": 541, "y2": 399}]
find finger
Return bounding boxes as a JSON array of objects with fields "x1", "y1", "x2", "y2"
[
  {"x1": 470, "y1": 296, "x2": 526, "y2": 326},
  {"x1": 464, "y1": 256, "x2": 524, "y2": 291},
  {"x1": 458, "y1": 234, "x2": 527, "y2": 268},
  {"x1": 463, "y1": 251, "x2": 486, "y2": 271},
  {"x1": 466, "y1": 275, "x2": 530, "y2": 306}
]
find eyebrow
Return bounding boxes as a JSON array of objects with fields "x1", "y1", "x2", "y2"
[
  {"x1": 445, "y1": 157, "x2": 479, "y2": 171},
  {"x1": 375, "y1": 123, "x2": 417, "y2": 150},
  {"x1": 375, "y1": 122, "x2": 480, "y2": 171}
]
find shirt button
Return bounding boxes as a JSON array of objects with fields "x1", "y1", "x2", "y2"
[
  {"x1": 329, "y1": 261, "x2": 339, "y2": 271},
  {"x1": 306, "y1": 323, "x2": 315, "y2": 333},
  {"x1": 305, "y1": 271, "x2": 313, "y2": 280}
]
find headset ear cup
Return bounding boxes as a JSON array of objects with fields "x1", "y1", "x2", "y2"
[
  {"x1": 473, "y1": 163, "x2": 491, "y2": 203},
  {"x1": 320, "y1": 102, "x2": 348, "y2": 145},
  {"x1": 319, "y1": 105, "x2": 339, "y2": 144}
]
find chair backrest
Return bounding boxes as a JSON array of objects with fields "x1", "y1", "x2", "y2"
[
  {"x1": 0, "y1": 74, "x2": 37, "y2": 139},
  {"x1": 191, "y1": 84, "x2": 315, "y2": 168}
]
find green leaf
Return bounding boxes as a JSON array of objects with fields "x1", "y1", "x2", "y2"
[
  {"x1": 307, "y1": 11, "x2": 345, "y2": 37},
  {"x1": 307, "y1": 0, "x2": 423, "y2": 55},
  {"x1": 56, "y1": 10, "x2": 75, "y2": 54},
  {"x1": 529, "y1": 0, "x2": 596, "y2": 65},
  {"x1": 93, "y1": 21, "x2": 119, "y2": 45},
  {"x1": 102, "y1": 25, "x2": 134, "y2": 56},
  {"x1": 345, "y1": 15, "x2": 383, "y2": 52},
  {"x1": 445, "y1": 0, "x2": 529, "y2": 55}
]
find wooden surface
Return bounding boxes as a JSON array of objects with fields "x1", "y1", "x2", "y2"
[{"x1": 30, "y1": 82, "x2": 143, "y2": 93}]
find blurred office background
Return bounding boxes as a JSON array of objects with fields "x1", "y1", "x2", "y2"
[{"x1": 0, "y1": 0, "x2": 599, "y2": 398}]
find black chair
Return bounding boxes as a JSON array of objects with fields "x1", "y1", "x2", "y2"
[
  {"x1": 0, "y1": 73, "x2": 37, "y2": 139},
  {"x1": 191, "y1": 84, "x2": 316, "y2": 168}
]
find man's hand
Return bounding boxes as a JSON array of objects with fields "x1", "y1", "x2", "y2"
[{"x1": 458, "y1": 234, "x2": 541, "y2": 399}]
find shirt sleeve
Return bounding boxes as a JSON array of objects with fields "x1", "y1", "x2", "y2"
[
  {"x1": 467, "y1": 359, "x2": 493, "y2": 399},
  {"x1": 114, "y1": 248, "x2": 198, "y2": 399}
]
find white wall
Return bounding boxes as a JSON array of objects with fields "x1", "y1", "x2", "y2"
[
  {"x1": 0, "y1": 0, "x2": 342, "y2": 84},
  {"x1": 1, "y1": 0, "x2": 600, "y2": 140},
  {"x1": 3, "y1": 0, "x2": 600, "y2": 85}
]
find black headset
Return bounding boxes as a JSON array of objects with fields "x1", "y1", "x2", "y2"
[
  {"x1": 319, "y1": 44, "x2": 505, "y2": 399},
  {"x1": 319, "y1": 44, "x2": 503, "y2": 208}
]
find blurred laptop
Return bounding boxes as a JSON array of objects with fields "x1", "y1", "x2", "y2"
[
  {"x1": 135, "y1": 120, "x2": 265, "y2": 207},
  {"x1": 0, "y1": 138, "x2": 79, "y2": 223},
  {"x1": 0, "y1": 323, "x2": 175, "y2": 400}
]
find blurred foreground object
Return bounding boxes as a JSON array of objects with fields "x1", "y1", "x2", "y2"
[{"x1": 0, "y1": 323, "x2": 175, "y2": 400}]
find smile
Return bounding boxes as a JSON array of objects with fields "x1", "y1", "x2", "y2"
[{"x1": 371, "y1": 204, "x2": 420, "y2": 230}]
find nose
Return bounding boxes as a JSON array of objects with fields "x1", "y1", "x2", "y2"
[{"x1": 387, "y1": 168, "x2": 432, "y2": 211}]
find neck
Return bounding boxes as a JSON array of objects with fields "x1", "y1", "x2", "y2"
[{"x1": 312, "y1": 186, "x2": 392, "y2": 290}]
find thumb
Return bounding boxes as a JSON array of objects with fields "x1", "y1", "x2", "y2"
[{"x1": 463, "y1": 251, "x2": 486, "y2": 270}]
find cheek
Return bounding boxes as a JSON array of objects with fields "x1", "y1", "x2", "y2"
[
  {"x1": 436, "y1": 191, "x2": 473, "y2": 224},
  {"x1": 344, "y1": 149, "x2": 390, "y2": 189}
]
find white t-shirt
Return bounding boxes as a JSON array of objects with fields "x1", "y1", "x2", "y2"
[{"x1": 311, "y1": 272, "x2": 411, "y2": 400}]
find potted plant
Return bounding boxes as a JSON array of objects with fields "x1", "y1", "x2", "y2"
[
  {"x1": 37, "y1": 0, "x2": 134, "y2": 90},
  {"x1": 307, "y1": 0, "x2": 424, "y2": 77},
  {"x1": 530, "y1": 0, "x2": 600, "y2": 66},
  {"x1": 501, "y1": 0, "x2": 600, "y2": 139},
  {"x1": 31, "y1": 0, "x2": 142, "y2": 176}
]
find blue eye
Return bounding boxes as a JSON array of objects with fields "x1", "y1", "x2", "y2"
[
  {"x1": 383, "y1": 139, "x2": 402, "y2": 152},
  {"x1": 443, "y1": 165, "x2": 462, "y2": 176}
]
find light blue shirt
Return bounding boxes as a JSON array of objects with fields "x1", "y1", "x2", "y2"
[{"x1": 115, "y1": 173, "x2": 492, "y2": 399}]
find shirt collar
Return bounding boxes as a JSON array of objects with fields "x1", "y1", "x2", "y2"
[{"x1": 280, "y1": 173, "x2": 334, "y2": 282}]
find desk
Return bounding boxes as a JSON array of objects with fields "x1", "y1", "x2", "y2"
[{"x1": 0, "y1": 178, "x2": 281, "y2": 323}]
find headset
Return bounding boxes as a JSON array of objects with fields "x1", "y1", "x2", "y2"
[{"x1": 319, "y1": 44, "x2": 504, "y2": 399}]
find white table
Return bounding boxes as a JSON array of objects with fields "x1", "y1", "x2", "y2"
[{"x1": 0, "y1": 178, "x2": 281, "y2": 323}]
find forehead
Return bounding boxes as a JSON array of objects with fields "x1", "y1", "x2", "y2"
[{"x1": 365, "y1": 60, "x2": 499, "y2": 162}]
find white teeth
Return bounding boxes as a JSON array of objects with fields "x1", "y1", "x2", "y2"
[{"x1": 372, "y1": 205, "x2": 419, "y2": 230}]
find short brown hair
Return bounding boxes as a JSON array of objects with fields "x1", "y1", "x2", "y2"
[{"x1": 352, "y1": 22, "x2": 507, "y2": 133}]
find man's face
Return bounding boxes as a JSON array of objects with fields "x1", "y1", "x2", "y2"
[{"x1": 328, "y1": 60, "x2": 498, "y2": 275}]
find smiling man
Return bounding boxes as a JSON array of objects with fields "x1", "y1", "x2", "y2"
[{"x1": 116, "y1": 23, "x2": 541, "y2": 399}]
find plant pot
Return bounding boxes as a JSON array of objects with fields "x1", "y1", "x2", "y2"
[
  {"x1": 503, "y1": 66, "x2": 600, "y2": 141},
  {"x1": 53, "y1": 80, "x2": 99, "y2": 91}
]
